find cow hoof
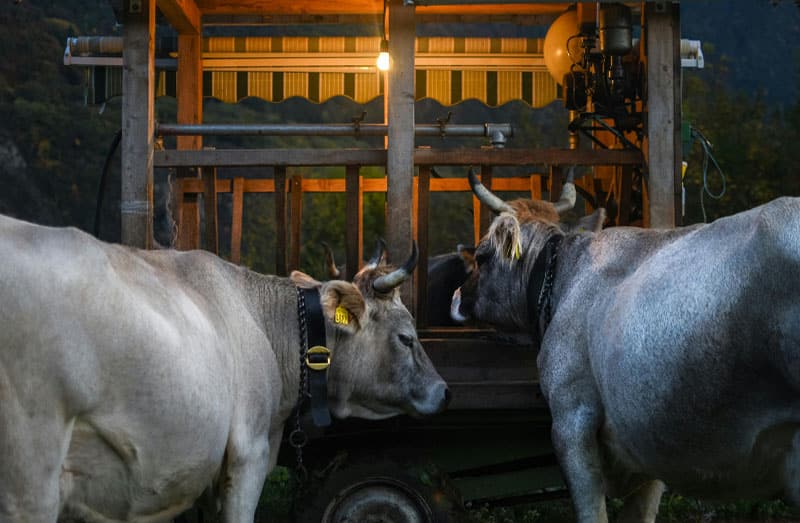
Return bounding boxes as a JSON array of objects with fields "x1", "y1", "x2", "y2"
[{"x1": 293, "y1": 456, "x2": 461, "y2": 523}]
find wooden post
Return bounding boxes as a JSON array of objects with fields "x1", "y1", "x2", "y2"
[
  {"x1": 345, "y1": 165, "x2": 361, "y2": 281},
  {"x1": 644, "y1": 2, "x2": 680, "y2": 228},
  {"x1": 529, "y1": 174, "x2": 542, "y2": 200},
  {"x1": 275, "y1": 167, "x2": 288, "y2": 276},
  {"x1": 121, "y1": 0, "x2": 155, "y2": 249},
  {"x1": 549, "y1": 165, "x2": 563, "y2": 203},
  {"x1": 618, "y1": 166, "x2": 633, "y2": 225},
  {"x1": 202, "y1": 167, "x2": 218, "y2": 254},
  {"x1": 416, "y1": 166, "x2": 431, "y2": 327},
  {"x1": 289, "y1": 174, "x2": 303, "y2": 272},
  {"x1": 230, "y1": 177, "x2": 244, "y2": 264},
  {"x1": 478, "y1": 165, "x2": 493, "y2": 238},
  {"x1": 386, "y1": 0, "x2": 415, "y2": 305},
  {"x1": 175, "y1": 29, "x2": 203, "y2": 250}
]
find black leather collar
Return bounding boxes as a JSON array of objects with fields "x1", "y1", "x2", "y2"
[
  {"x1": 298, "y1": 287, "x2": 332, "y2": 427},
  {"x1": 525, "y1": 235, "x2": 562, "y2": 345}
]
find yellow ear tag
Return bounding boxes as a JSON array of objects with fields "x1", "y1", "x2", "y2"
[
  {"x1": 335, "y1": 306, "x2": 350, "y2": 325},
  {"x1": 514, "y1": 242, "x2": 522, "y2": 260}
]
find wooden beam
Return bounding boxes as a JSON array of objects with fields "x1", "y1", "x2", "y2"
[
  {"x1": 194, "y1": 0, "x2": 569, "y2": 16},
  {"x1": 230, "y1": 176, "x2": 244, "y2": 263},
  {"x1": 179, "y1": 175, "x2": 543, "y2": 195},
  {"x1": 478, "y1": 165, "x2": 492, "y2": 238},
  {"x1": 202, "y1": 167, "x2": 219, "y2": 254},
  {"x1": 416, "y1": 166, "x2": 432, "y2": 327},
  {"x1": 289, "y1": 174, "x2": 303, "y2": 272},
  {"x1": 154, "y1": 147, "x2": 643, "y2": 168},
  {"x1": 644, "y1": 2, "x2": 680, "y2": 228},
  {"x1": 121, "y1": 0, "x2": 155, "y2": 249},
  {"x1": 275, "y1": 167, "x2": 288, "y2": 276},
  {"x1": 414, "y1": 148, "x2": 644, "y2": 166},
  {"x1": 174, "y1": 31, "x2": 203, "y2": 250},
  {"x1": 158, "y1": 0, "x2": 201, "y2": 34},
  {"x1": 386, "y1": 0, "x2": 415, "y2": 306},
  {"x1": 345, "y1": 165, "x2": 361, "y2": 281}
]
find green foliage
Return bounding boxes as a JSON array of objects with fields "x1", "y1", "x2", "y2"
[{"x1": 680, "y1": 44, "x2": 800, "y2": 224}]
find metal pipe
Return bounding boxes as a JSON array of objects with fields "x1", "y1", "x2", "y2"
[{"x1": 156, "y1": 122, "x2": 513, "y2": 146}]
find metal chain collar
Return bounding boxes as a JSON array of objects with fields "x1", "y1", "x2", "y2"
[
  {"x1": 290, "y1": 286, "x2": 310, "y2": 484},
  {"x1": 536, "y1": 238, "x2": 560, "y2": 333}
]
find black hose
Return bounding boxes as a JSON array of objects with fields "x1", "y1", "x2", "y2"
[{"x1": 94, "y1": 129, "x2": 122, "y2": 238}]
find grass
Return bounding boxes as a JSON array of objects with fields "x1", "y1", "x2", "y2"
[
  {"x1": 258, "y1": 467, "x2": 800, "y2": 522},
  {"x1": 464, "y1": 495, "x2": 800, "y2": 523}
]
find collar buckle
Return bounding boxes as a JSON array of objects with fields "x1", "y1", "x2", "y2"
[{"x1": 306, "y1": 346, "x2": 331, "y2": 371}]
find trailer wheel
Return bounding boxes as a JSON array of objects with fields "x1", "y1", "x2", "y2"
[{"x1": 294, "y1": 456, "x2": 461, "y2": 523}]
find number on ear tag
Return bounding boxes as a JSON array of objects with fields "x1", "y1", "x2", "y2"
[{"x1": 335, "y1": 306, "x2": 350, "y2": 325}]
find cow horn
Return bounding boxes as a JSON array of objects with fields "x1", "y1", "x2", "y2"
[
  {"x1": 372, "y1": 241, "x2": 418, "y2": 293},
  {"x1": 553, "y1": 165, "x2": 578, "y2": 215},
  {"x1": 321, "y1": 242, "x2": 341, "y2": 279},
  {"x1": 365, "y1": 238, "x2": 388, "y2": 268},
  {"x1": 468, "y1": 167, "x2": 512, "y2": 214}
]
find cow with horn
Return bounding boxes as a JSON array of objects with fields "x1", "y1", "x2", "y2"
[
  {"x1": 324, "y1": 239, "x2": 476, "y2": 326},
  {"x1": 452, "y1": 166, "x2": 800, "y2": 523},
  {"x1": 0, "y1": 213, "x2": 448, "y2": 522}
]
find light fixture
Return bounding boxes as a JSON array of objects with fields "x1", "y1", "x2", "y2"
[
  {"x1": 376, "y1": 39, "x2": 390, "y2": 71},
  {"x1": 377, "y1": 0, "x2": 390, "y2": 71}
]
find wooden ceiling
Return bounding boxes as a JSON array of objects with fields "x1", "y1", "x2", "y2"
[
  {"x1": 192, "y1": 0, "x2": 572, "y2": 16},
  {"x1": 156, "y1": 0, "x2": 577, "y2": 32}
]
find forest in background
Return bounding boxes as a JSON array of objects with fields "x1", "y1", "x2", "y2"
[{"x1": 1, "y1": 0, "x2": 799, "y2": 278}]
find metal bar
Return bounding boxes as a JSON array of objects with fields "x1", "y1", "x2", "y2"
[{"x1": 155, "y1": 122, "x2": 512, "y2": 141}]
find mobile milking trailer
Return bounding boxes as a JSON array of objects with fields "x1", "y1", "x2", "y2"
[{"x1": 67, "y1": 0, "x2": 689, "y2": 519}]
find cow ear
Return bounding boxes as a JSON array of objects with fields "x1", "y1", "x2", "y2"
[
  {"x1": 488, "y1": 213, "x2": 522, "y2": 263},
  {"x1": 561, "y1": 208, "x2": 606, "y2": 234},
  {"x1": 290, "y1": 270, "x2": 321, "y2": 289},
  {"x1": 319, "y1": 280, "x2": 367, "y2": 334},
  {"x1": 457, "y1": 244, "x2": 477, "y2": 273}
]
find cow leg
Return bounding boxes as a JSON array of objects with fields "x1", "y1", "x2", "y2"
[
  {"x1": 551, "y1": 407, "x2": 608, "y2": 523},
  {"x1": 219, "y1": 434, "x2": 271, "y2": 523},
  {"x1": 0, "y1": 398, "x2": 72, "y2": 521},
  {"x1": 784, "y1": 431, "x2": 800, "y2": 505},
  {"x1": 614, "y1": 480, "x2": 665, "y2": 523}
]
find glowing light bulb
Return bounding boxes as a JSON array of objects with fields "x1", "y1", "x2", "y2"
[{"x1": 376, "y1": 39, "x2": 390, "y2": 71}]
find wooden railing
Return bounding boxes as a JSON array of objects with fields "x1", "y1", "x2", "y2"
[{"x1": 177, "y1": 169, "x2": 548, "y2": 326}]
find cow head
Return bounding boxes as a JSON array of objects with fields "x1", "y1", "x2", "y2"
[
  {"x1": 451, "y1": 167, "x2": 604, "y2": 331},
  {"x1": 292, "y1": 243, "x2": 449, "y2": 420}
]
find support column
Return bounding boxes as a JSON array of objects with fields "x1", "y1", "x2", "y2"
[
  {"x1": 121, "y1": 0, "x2": 155, "y2": 248},
  {"x1": 386, "y1": 0, "x2": 415, "y2": 306},
  {"x1": 175, "y1": 28, "x2": 203, "y2": 250},
  {"x1": 644, "y1": 3, "x2": 681, "y2": 229}
]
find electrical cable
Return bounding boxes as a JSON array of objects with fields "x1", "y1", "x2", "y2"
[
  {"x1": 94, "y1": 129, "x2": 122, "y2": 238},
  {"x1": 690, "y1": 126, "x2": 726, "y2": 223}
]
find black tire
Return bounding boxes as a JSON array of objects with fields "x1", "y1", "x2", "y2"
[{"x1": 293, "y1": 454, "x2": 464, "y2": 523}]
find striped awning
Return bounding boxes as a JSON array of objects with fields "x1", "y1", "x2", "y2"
[{"x1": 84, "y1": 36, "x2": 559, "y2": 107}]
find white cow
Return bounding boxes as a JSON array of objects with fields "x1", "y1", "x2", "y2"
[{"x1": 0, "y1": 214, "x2": 448, "y2": 522}]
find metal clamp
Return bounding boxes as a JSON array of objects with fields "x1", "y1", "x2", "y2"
[{"x1": 351, "y1": 111, "x2": 367, "y2": 134}]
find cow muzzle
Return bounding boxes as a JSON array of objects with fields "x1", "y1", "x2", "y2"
[
  {"x1": 412, "y1": 380, "x2": 451, "y2": 416},
  {"x1": 450, "y1": 288, "x2": 469, "y2": 324}
]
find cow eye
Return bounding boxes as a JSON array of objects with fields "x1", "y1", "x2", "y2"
[{"x1": 397, "y1": 333, "x2": 415, "y2": 348}]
